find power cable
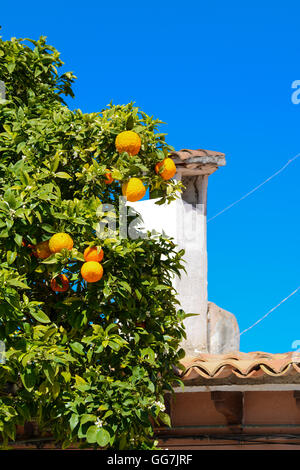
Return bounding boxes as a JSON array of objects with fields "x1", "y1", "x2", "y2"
[
  {"x1": 208, "y1": 153, "x2": 300, "y2": 223},
  {"x1": 239, "y1": 286, "x2": 300, "y2": 337}
]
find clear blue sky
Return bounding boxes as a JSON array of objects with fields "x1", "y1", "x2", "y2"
[{"x1": 2, "y1": 0, "x2": 299, "y2": 353}]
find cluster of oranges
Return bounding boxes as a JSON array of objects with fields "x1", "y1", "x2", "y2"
[
  {"x1": 81, "y1": 246, "x2": 104, "y2": 283},
  {"x1": 29, "y1": 233, "x2": 104, "y2": 293},
  {"x1": 24, "y1": 130, "x2": 174, "y2": 293},
  {"x1": 104, "y1": 130, "x2": 176, "y2": 202}
]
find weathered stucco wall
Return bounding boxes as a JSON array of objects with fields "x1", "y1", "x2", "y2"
[{"x1": 129, "y1": 189, "x2": 208, "y2": 356}]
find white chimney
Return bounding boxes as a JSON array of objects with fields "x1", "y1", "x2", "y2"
[{"x1": 128, "y1": 149, "x2": 239, "y2": 358}]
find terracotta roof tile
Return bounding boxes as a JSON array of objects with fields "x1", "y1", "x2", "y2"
[
  {"x1": 169, "y1": 148, "x2": 226, "y2": 175},
  {"x1": 170, "y1": 148, "x2": 225, "y2": 161},
  {"x1": 179, "y1": 352, "x2": 300, "y2": 381}
]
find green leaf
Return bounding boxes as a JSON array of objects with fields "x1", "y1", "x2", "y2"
[
  {"x1": 52, "y1": 381, "x2": 60, "y2": 399},
  {"x1": 69, "y1": 414, "x2": 79, "y2": 431},
  {"x1": 103, "y1": 410, "x2": 113, "y2": 419},
  {"x1": 21, "y1": 352, "x2": 35, "y2": 367},
  {"x1": 119, "y1": 281, "x2": 131, "y2": 293},
  {"x1": 55, "y1": 172, "x2": 72, "y2": 179},
  {"x1": 86, "y1": 425, "x2": 98, "y2": 443},
  {"x1": 75, "y1": 375, "x2": 87, "y2": 385},
  {"x1": 159, "y1": 412, "x2": 171, "y2": 427},
  {"x1": 140, "y1": 347, "x2": 155, "y2": 364},
  {"x1": 6, "y1": 61, "x2": 16, "y2": 73},
  {"x1": 61, "y1": 371, "x2": 71, "y2": 383},
  {"x1": 96, "y1": 428, "x2": 110, "y2": 447},
  {"x1": 126, "y1": 115, "x2": 134, "y2": 130},
  {"x1": 0, "y1": 229, "x2": 9, "y2": 238},
  {"x1": 29, "y1": 309, "x2": 51, "y2": 323},
  {"x1": 80, "y1": 414, "x2": 96, "y2": 425},
  {"x1": 4, "y1": 189, "x2": 16, "y2": 209},
  {"x1": 111, "y1": 169, "x2": 122, "y2": 180},
  {"x1": 183, "y1": 313, "x2": 200, "y2": 318},
  {"x1": 72, "y1": 251, "x2": 85, "y2": 262},
  {"x1": 177, "y1": 348, "x2": 185, "y2": 360},
  {"x1": 104, "y1": 323, "x2": 118, "y2": 334},
  {"x1": 108, "y1": 340, "x2": 120, "y2": 351},
  {"x1": 14, "y1": 233, "x2": 23, "y2": 247},
  {"x1": 41, "y1": 224, "x2": 56, "y2": 233},
  {"x1": 44, "y1": 364, "x2": 55, "y2": 384},
  {"x1": 7, "y1": 279, "x2": 30, "y2": 289},
  {"x1": 70, "y1": 342, "x2": 85, "y2": 355},
  {"x1": 41, "y1": 254, "x2": 58, "y2": 264},
  {"x1": 51, "y1": 153, "x2": 60, "y2": 173},
  {"x1": 7, "y1": 251, "x2": 17, "y2": 265},
  {"x1": 21, "y1": 369, "x2": 36, "y2": 391},
  {"x1": 135, "y1": 289, "x2": 142, "y2": 300},
  {"x1": 155, "y1": 284, "x2": 171, "y2": 291},
  {"x1": 17, "y1": 141, "x2": 26, "y2": 154}
]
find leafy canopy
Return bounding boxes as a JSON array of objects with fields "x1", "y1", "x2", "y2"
[{"x1": 0, "y1": 35, "x2": 186, "y2": 449}]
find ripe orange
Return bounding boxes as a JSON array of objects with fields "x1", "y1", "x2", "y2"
[
  {"x1": 84, "y1": 246, "x2": 104, "y2": 263},
  {"x1": 33, "y1": 240, "x2": 51, "y2": 259},
  {"x1": 49, "y1": 233, "x2": 73, "y2": 253},
  {"x1": 155, "y1": 157, "x2": 176, "y2": 180},
  {"x1": 50, "y1": 274, "x2": 69, "y2": 292},
  {"x1": 105, "y1": 170, "x2": 114, "y2": 184},
  {"x1": 81, "y1": 261, "x2": 103, "y2": 283},
  {"x1": 115, "y1": 131, "x2": 141, "y2": 156},
  {"x1": 122, "y1": 178, "x2": 146, "y2": 202}
]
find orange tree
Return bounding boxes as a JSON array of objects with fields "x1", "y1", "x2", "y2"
[{"x1": 0, "y1": 36, "x2": 186, "y2": 449}]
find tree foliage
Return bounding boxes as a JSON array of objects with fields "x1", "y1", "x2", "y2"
[{"x1": 0, "y1": 35, "x2": 186, "y2": 449}]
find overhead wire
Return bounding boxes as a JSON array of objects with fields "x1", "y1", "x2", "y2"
[
  {"x1": 208, "y1": 153, "x2": 300, "y2": 223},
  {"x1": 206, "y1": 153, "x2": 300, "y2": 343}
]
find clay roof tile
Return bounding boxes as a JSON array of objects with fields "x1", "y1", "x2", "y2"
[{"x1": 179, "y1": 352, "x2": 300, "y2": 381}]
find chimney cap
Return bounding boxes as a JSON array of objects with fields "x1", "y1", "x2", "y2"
[{"x1": 170, "y1": 148, "x2": 226, "y2": 176}]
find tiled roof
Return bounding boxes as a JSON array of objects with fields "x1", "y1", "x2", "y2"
[
  {"x1": 170, "y1": 148, "x2": 225, "y2": 162},
  {"x1": 179, "y1": 352, "x2": 300, "y2": 381},
  {"x1": 170, "y1": 148, "x2": 226, "y2": 176}
]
